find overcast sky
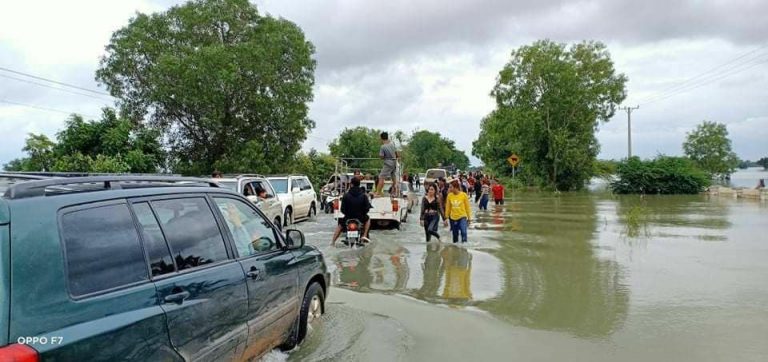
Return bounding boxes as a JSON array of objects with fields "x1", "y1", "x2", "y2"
[{"x1": 1, "y1": 0, "x2": 766, "y2": 167}]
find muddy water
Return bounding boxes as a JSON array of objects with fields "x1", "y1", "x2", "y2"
[{"x1": 275, "y1": 192, "x2": 768, "y2": 362}]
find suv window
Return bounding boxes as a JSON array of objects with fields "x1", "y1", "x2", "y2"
[
  {"x1": 152, "y1": 198, "x2": 229, "y2": 271},
  {"x1": 61, "y1": 203, "x2": 149, "y2": 296},
  {"x1": 270, "y1": 178, "x2": 288, "y2": 193},
  {"x1": 133, "y1": 202, "x2": 175, "y2": 277},
  {"x1": 300, "y1": 178, "x2": 312, "y2": 191},
  {"x1": 243, "y1": 181, "x2": 257, "y2": 197},
  {"x1": 213, "y1": 198, "x2": 278, "y2": 256},
  {"x1": 253, "y1": 180, "x2": 275, "y2": 197},
  {"x1": 291, "y1": 179, "x2": 301, "y2": 191}
]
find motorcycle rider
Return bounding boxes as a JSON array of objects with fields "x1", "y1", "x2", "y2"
[{"x1": 331, "y1": 177, "x2": 372, "y2": 246}]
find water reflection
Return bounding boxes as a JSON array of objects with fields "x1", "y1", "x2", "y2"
[
  {"x1": 478, "y1": 194, "x2": 630, "y2": 339},
  {"x1": 615, "y1": 195, "x2": 731, "y2": 240},
  {"x1": 331, "y1": 194, "x2": 632, "y2": 339},
  {"x1": 334, "y1": 242, "x2": 410, "y2": 293},
  {"x1": 333, "y1": 241, "x2": 501, "y2": 305}
]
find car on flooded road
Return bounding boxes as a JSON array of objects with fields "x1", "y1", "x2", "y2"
[
  {"x1": 210, "y1": 174, "x2": 284, "y2": 230},
  {"x1": 267, "y1": 175, "x2": 318, "y2": 226},
  {"x1": 0, "y1": 175, "x2": 329, "y2": 361},
  {"x1": 333, "y1": 179, "x2": 409, "y2": 229}
]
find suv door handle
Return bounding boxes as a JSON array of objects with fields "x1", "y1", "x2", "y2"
[
  {"x1": 163, "y1": 290, "x2": 190, "y2": 304},
  {"x1": 246, "y1": 267, "x2": 261, "y2": 280}
]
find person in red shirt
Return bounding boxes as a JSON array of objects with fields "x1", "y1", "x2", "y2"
[{"x1": 491, "y1": 179, "x2": 505, "y2": 205}]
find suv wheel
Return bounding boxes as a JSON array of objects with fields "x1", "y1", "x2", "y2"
[
  {"x1": 284, "y1": 207, "x2": 293, "y2": 226},
  {"x1": 308, "y1": 203, "x2": 316, "y2": 219},
  {"x1": 280, "y1": 282, "x2": 324, "y2": 350}
]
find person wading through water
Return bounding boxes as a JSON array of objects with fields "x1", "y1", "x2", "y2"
[
  {"x1": 478, "y1": 179, "x2": 490, "y2": 210},
  {"x1": 420, "y1": 183, "x2": 447, "y2": 242},
  {"x1": 445, "y1": 179, "x2": 471, "y2": 243}
]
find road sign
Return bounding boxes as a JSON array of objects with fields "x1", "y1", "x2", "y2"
[{"x1": 507, "y1": 154, "x2": 520, "y2": 167}]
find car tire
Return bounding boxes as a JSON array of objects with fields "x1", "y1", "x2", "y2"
[
  {"x1": 284, "y1": 207, "x2": 293, "y2": 227},
  {"x1": 308, "y1": 203, "x2": 316, "y2": 219},
  {"x1": 280, "y1": 282, "x2": 325, "y2": 351}
]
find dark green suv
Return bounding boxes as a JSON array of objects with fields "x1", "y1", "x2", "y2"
[{"x1": 0, "y1": 176, "x2": 329, "y2": 361}]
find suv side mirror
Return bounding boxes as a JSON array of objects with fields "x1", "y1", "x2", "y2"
[
  {"x1": 285, "y1": 229, "x2": 305, "y2": 250},
  {"x1": 291, "y1": 187, "x2": 301, "y2": 193}
]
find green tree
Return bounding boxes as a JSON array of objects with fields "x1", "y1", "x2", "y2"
[
  {"x1": 328, "y1": 127, "x2": 384, "y2": 172},
  {"x1": 682, "y1": 121, "x2": 739, "y2": 179},
  {"x1": 473, "y1": 40, "x2": 627, "y2": 190},
  {"x1": 22, "y1": 133, "x2": 56, "y2": 171},
  {"x1": 3, "y1": 109, "x2": 164, "y2": 173},
  {"x1": 96, "y1": 0, "x2": 316, "y2": 175},
  {"x1": 758, "y1": 157, "x2": 768, "y2": 170},
  {"x1": 290, "y1": 150, "x2": 336, "y2": 189},
  {"x1": 404, "y1": 130, "x2": 469, "y2": 171}
]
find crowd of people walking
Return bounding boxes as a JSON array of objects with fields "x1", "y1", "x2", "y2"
[{"x1": 418, "y1": 170, "x2": 505, "y2": 244}]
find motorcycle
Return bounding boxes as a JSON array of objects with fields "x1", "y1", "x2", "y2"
[
  {"x1": 324, "y1": 192, "x2": 340, "y2": 214},
  {"x1": 342, "y1": 218, "x2": 366, "y2": 247}
]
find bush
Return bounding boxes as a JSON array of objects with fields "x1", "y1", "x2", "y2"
[
  {"x1": 611, "y1": 156, "x2": 710, "y2": 194},
  {"x1": 497, "y1": 175, "x2": 526, "y2": 191}
]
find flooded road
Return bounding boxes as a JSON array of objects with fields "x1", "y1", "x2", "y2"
[{"x1": 274, "y1": 190, "x2": 768, "y2": 361}]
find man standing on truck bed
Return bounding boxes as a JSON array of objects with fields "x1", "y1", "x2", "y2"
[{"x1": 376, "y1": 132, "x2": 400, "y2": 196}]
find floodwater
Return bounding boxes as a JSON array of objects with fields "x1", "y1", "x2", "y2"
[
  {"x1": 728, "y1": 167, "x2": 767, "y2": 188},
  {"x1": 269, "y1": 178, "x2": 768, "y2": 361}
]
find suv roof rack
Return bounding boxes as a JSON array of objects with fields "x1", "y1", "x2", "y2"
[
  {"x1": 1, "y1": 171, "x2": 182, "y2": 178},
  {"x1": 221, "y1": 174, "x2": 266, "y2": 179},
  {"x1": 4, "y1": 176, "x2": 220, "y2": 200},
  {"x1": 0, "y1": 173, "x2": 51, "y2": 180}
]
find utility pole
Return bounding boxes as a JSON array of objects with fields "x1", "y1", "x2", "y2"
[{"x1": 618, "y1": 105, "x2": 639, "y2": 158}]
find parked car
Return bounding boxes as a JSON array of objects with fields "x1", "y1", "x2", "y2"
[
  {"x1": 0, "y1": 175, "x2": 329, "y2": 361},
  {"x1": 424, "y1": 168, "x2": 447, "y2": 185},
  {"x1": 211, "y1": 174, "x2": 283, "y2": 229},
  {"x1": 267, "y1": 175, "x2": 317, "y2": 226}
]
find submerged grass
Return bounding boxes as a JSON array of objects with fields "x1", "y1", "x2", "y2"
[{"x1": 622, "y1": 204, "x2": 651, "y2": 238}]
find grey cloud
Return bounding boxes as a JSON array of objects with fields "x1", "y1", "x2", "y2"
[{"x1": 257, "y1": 0, "x2": 768, "y2": 73}]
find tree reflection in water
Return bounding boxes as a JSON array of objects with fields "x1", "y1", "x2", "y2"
[{"x1": 479, "y1": 194, "x2": 630, "y2": 339}]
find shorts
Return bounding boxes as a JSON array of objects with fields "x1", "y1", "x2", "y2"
[
  {"x1": 338, "y1": 215, "x2": 370, "y2": 226},
  {"x1": 379, "y1": 162, "x2": 397, "y2": 180}
]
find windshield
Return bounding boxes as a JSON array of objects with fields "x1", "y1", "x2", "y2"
[
  {"x1": 426, "y1": 170, "x2": 446, "y2": 179},
  {"x1": 269, "y1": 178, "x2": 288, "y2": 193},
  {"x1": 216, "y1": 181, "x2": 237, "y2": 192}
]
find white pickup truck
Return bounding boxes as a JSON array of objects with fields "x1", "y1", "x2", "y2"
[{"x1": 333, "y1": 179, "x2": 408, "y2": 229}]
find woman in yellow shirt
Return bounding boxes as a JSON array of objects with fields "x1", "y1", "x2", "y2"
[{"x1": 445, "y1": 179, "x2": 471, "y2": 243}]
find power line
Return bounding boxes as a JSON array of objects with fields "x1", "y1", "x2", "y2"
[
  {"x1": 640, "y1": 44, "x2": 768, "y2": 101},
  {"x1": 636, "y1": 45, "x2": 768, "y2": 105},
  {"x1": 0, "y1": 66, "x2": 111, "y2": 96},
  {"x1": 0, "y1": 73, "x2": 114, "y2": 102},
  {"x1": 0, "y1": 98, "x2": 99, "y2": 118},
  {"x1": 640, "y1": 55, "x2": 768, "y2": 105}
]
